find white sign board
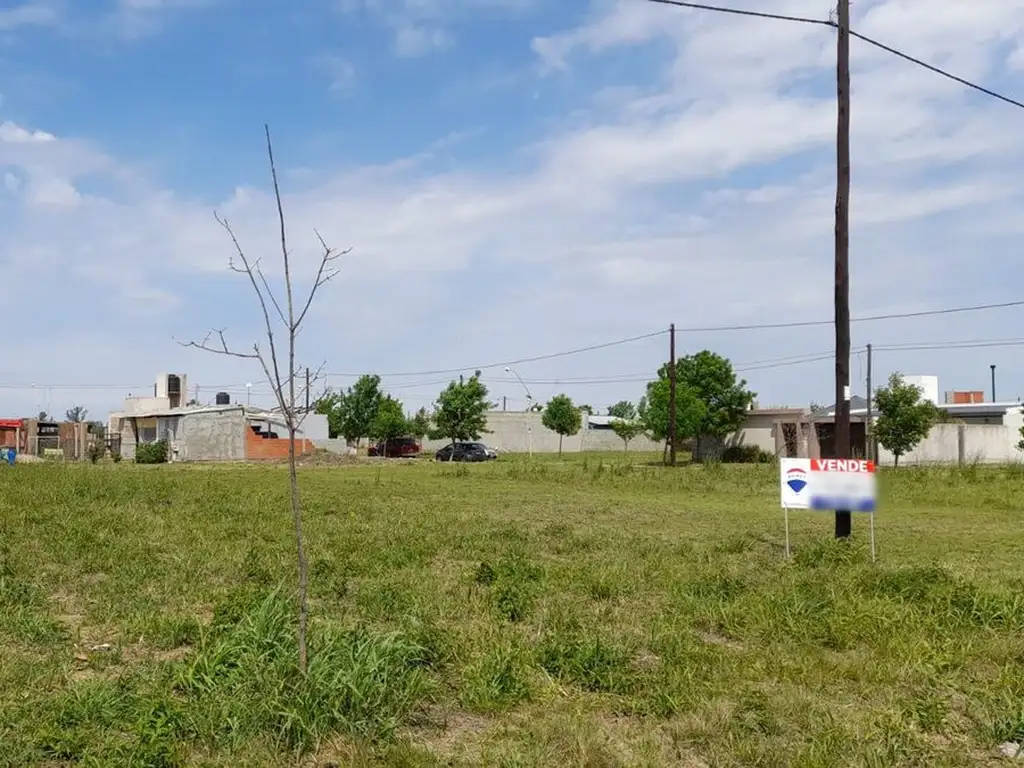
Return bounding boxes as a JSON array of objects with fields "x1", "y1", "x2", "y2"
[
  {"x1": 780, "y1": 458, "x2": 876, "y2": 512},
  {"x1": 779, "y1": 458, "x2": 878, "y2": 560}
]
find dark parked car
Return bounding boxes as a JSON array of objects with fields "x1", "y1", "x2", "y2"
[
  {"x1": 435, "y1": 442, "x2": 493, "y2": 462},
  {"x1": 368, "y1": 437, "x2": 421, "y2": 458}
]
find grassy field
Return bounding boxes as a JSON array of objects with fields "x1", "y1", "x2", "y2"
[{"x1": 1, "y1": 455, "x2": 1023, "y2": 766}]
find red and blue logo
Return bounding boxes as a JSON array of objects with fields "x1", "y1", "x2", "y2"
[{"x1": 786, "y1": 467, "x2": 808, "y2": 493}]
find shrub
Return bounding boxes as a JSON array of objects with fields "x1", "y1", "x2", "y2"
[
  {"x1": 87, "y1": 442, "x2": 106, "y2": 464},
  {"x1": 111, "y1": 449, "x2": 123, "y2": 464},
  {"x1": 720, "y1": 444, "x2": 774, "y2": 464},
  {"x1": 136, "y1": 440, "x2": 168, "y2": 465}
]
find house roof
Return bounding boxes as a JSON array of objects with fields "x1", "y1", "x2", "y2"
[
  {"x1": 817, "y1": 395, "x2": 869, "y2": 416},
  {"x1": 111, "y1": 404, "x2": 282, "y2": 421},
  {"x1": 748, "y1": 407, "x2": 807, "y2": 417},
  {"x1": 936, "y1": 401, "x2": 1022, "y2": 416}
]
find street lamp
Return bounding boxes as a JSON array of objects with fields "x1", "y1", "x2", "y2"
[
  {"x1": 246, "y1": 382, "x2": 252, "y2": 407},
  {"x1": 505, "y1": 366, "x2": 533, "y2": 457}
]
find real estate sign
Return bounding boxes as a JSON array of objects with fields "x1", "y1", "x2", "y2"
[
  {"x1": 780, "y1": 458, "x2": 876, "y2": 512},
  {"x1": 779, "y1": 458, "x2": 878, "y2": 561}
]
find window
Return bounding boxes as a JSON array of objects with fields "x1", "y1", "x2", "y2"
[{"x1": 137, "y1": 417, "x2": 158, "y2": 444}]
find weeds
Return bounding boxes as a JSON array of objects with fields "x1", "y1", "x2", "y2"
[{"x1": 0, "y1": 458, "x2": 1022, "y2": 764}]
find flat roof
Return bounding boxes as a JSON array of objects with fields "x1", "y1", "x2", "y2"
[{"x1": 938, "y1": 401, "x2": 1022, "y2": 413}]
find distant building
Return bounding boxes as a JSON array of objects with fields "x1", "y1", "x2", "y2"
[{"x1": 108, "y1": 373, "x2": 325, "y2": 462}]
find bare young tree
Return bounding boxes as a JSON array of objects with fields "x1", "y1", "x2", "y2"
[{"x1": 181, "y1": 124, "x2": 349, "y2": 674}]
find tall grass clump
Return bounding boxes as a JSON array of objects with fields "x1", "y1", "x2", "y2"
[{"x1": 176, "y1": 589, "x2": 432, "y2": 751}]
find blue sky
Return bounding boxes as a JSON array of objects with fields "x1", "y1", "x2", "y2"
[{"x1": 1, "y1": 0, "x2": 1023, "y2": 420}]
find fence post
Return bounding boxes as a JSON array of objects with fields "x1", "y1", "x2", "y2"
[{"x1": 957, "y1": 424, "x2": 966, "y2": 467}]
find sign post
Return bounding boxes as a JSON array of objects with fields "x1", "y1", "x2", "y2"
[{"x1": 780, "y1": 458, "x2": 877, "y2": 561}]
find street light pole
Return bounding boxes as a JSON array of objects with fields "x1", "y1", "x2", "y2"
[
  {"x1": 246, "y1": 383, "x2": 252, "y2": 407},
  {"x1": 505, "y1": 366, "x2": 534, "y2": 457}
]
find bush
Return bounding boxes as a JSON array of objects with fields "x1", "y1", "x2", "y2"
[
  {"x1": 135, "y1": 440, "x2": 168, "y2": 465},
  {"x1": 720, "y1": 444, "x2": 775, "y2": 464},
  {"x1": 87, "y1": 442, "x2": 106, "y2": 464},
  {"x1": 111, "y1": 450, "x2": 123, "y2": 464}
]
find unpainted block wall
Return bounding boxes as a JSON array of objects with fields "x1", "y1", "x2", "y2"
[
  {"x1": 172, "y1": 410, "x2": 247, "y2": 461},
  {"x1": 422, "y1": 412, "x2": 663, "y2": 454},
  {"x1": 876, "y1": 423, "x2": 1019, "y2": 465}
]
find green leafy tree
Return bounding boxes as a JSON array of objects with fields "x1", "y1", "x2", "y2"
[
  {"x1": 408, "y1": 407, "x2": 431, "y2": 445},
  {"x1": 577, "y1": 404, "x2": 594, "y2": 415},
  {"x1": 638, "y1": 380, "x2": 705, "y2": 463},
  {"x1": 607, "y1": 400, "x2": 637, "y2": 420},
  {"x1": 654, "y1": 351, "x2": 755, "y2": 460},
  {"x1": 369, "y1": 395, "x2": 409, "y2": 449},
  {"x1": 338, "y1": 374, "x2": 384, "y2": 447},
  {"x1": 433, "y1": 373, "x2": 490, "y2": 457},
  {"x1": 874, "y1": 373, "x2": 939, "y2": 467},
  {"x1": 66, "y1": 405, "x2": 88, "y2": 423},
  {"x1": 542, "y1": 394, "x2": 582, "y2": 456},
  {"x1": 611, "y1": 418, "x2": 644, "y2": 454}
]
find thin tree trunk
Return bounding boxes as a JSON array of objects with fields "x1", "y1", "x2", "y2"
[
  {"x1": 559, "y1": 434, "x2": 563, "y2": 456},
  {"x1": 288, "y1": 423, "x2": 309, "y2": 674}
]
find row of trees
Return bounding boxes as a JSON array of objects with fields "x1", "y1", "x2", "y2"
[
  {"x1": 313, "y1": 350, "x2": 758, "y2": 460},
  {"x1": 314, "y1": 372, "x2": 492, "y2": 449},
  {"x1": 313, "y1": 356, "x2": 1024, "y2": 466}
]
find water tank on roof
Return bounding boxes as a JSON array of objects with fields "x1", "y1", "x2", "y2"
[{"x1": 215, "y1": 392, "x2": 231, "y2": 405}]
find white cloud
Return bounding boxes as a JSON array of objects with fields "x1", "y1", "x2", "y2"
[
  {"x1": 394, "y1": 24, "x2": 452, "y2": 56},
  {"x1": 0, "y1": 120, "x2": 56, "y2": 142},
  {"x1": 315, "y1": 54, "x2": 357, "y2": 94},
  {"x1": 1010, "y1": 45, "x2": 1024, "y2": 70},
  {"x1": 0, "y1": 1, "x2": 59, "y2": 32},
  {"x1": 336, "y1": 0, "x2": 533, "y2": 56},
  {"x1": 2, "y1": 0, "x2": 1024, "y2": 420}
]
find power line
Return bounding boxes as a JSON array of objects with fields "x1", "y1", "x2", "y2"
[
  {"x1": 874, "y1": 338, "x2": 1024, "y2": 353},
  {"x1": 328, "y1": 329, "x2": 668, "y2": 378},
  {"x1": 643, "y1": 0, "x2": 831, "y2": 27},
  {"x1": 642, "y1": 0, "x2": 1024, "y2": 111},
  {"x1": 675, "y1": 298, "x2": 1024, "y2": 334},
  {"x1": 2, "y1": 336, "x2": 1021, "y2": 396},
  {"x1": 849, "y1": 30, "x2": 1024, "y2": 111},
  {"x1": 320, "y1": 298, "x2": 1024, "y2": 381}
]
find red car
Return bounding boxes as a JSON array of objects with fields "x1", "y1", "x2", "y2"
[{"x1": 368, "y1": 437, "x2": 421, "y2": 458}]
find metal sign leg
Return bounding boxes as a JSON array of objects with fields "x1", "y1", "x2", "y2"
[
  {"x1": 869, "y1": 513, "x2": 876, "y2": 563},
  {"x1": 784, "y1": 508, "x2": 791, "y2": 560}
]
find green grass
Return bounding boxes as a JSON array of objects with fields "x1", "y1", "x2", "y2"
[{"x1": 1, "y1": 455, "x2": 1023, "y2": 765}]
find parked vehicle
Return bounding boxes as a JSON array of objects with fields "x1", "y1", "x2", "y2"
[
  {"x1": 368, "y1": 436, "x2": 421, "y2": 458},
  {"x1": 434, "y1": 442, "x2": 493, "y2": 462}
]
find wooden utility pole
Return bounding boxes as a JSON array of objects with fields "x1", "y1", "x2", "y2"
[
  {"x1": 865, "y1": 344, "x2": 873, "y2": 462},
  {"x1": 834, "y1": 0, "x2": 852, "y2": 539},
  {"x1": 668, "y1": 323, "x2": 677, "y2": 466}
]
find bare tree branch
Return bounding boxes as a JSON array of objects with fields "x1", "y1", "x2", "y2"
[
  {"x1": 255, "y1": 262, "x2": 288, "y2": 328},
  {"x1": 175, "y1": 329, "x2": 259, "y2": 360},
  {"x1": 295, "y1": 232, "x2": 351, "y2": 329},
  {"x1": 212, "y1": 212, "x2": 287, "y2": 402}
]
